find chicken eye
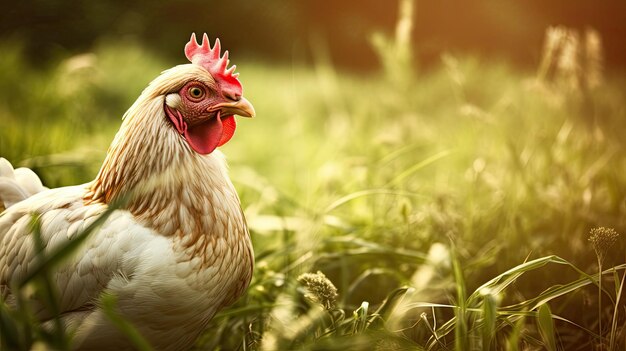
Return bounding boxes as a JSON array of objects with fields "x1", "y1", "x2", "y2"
[{"x1": 188, "y1": 86, "x2": 204, "y2": 99}]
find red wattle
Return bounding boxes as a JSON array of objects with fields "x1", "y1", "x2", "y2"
[
  {"x1": 184, "y1": 117, "x2": 223, "y2": 155},
  {"x1": 218, "y1": 116, "x2": 236, "y2": 146}
]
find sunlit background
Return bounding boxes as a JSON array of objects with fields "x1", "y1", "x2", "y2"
[
  {"x1": 2, "y1": 1, "x2": 626, "y2": 69},
  {"x1": 1, "y1": 1, "x2": 626, "y2": 350}
]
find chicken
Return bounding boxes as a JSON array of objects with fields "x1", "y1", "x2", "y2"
[{"x1": 0, "y1": 33, "x2": 255, "y2": 351}]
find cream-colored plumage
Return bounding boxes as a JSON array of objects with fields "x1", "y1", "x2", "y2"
[{"x1": 0, "y1": 61, "x2": 254, "y2": 350}]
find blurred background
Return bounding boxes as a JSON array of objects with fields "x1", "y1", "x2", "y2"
[
  {"x1": 2, "y1": 0, "x2": 625, "y2": 70},
  {"x1": 1, "y1": 1, "x2": 626, "y2": 350}
]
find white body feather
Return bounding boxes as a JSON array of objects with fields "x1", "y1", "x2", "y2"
[{"x1": 0, "y1": 158, "x2": 48, "y2": 209}]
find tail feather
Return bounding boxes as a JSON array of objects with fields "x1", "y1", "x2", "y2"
[{"x1": 0, "y1": 158, "x2": 48, "y2": 210}]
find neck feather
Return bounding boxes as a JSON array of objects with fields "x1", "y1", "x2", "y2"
[
  {"x1": 86, "y1": 93, "x2": 185, "y2": 205},
  {"x1": 85, "y1": 85, "x2": 243, "y2": 244}
]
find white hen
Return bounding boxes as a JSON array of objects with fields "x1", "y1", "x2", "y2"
[{"x1": 0, "y1": 33, "x2": 255, "y2": 350}]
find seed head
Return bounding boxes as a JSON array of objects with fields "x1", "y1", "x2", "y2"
[
  {"x1": 584, "y1": 28, "x2": 603, "y2": 90},
  {"x1": 588, "y1": 227, "x2": 620, "y2": 262},
  {"x1": 297, "y1": 271, "x2": 338, "y2": 310},
  {"x1": 557, "y1": 30, "x2": 582, "y2": 92}
]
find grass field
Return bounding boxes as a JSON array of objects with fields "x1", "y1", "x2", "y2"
[{"x1": 1, "y1": 29, "x2": 625, "y2": 350}]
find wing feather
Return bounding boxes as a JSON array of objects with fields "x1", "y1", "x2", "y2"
[{"x1": 0, "y1": 184, "x2": 143, "y2": 322}]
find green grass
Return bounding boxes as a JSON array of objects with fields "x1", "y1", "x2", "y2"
[{"x1": 1, "y1": 31, "x2": 625, "y2": 350}]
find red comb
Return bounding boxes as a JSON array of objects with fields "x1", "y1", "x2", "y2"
[{"x1": 185, "y1": 33, "x2": 243, "y2": 99}]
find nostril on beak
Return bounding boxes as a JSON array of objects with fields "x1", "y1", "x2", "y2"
[{"x1": 224, "y1": 91, "x2": 241, "y2": 102}]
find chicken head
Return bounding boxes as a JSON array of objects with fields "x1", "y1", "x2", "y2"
[{"x1": 164, "y1": 33, "x2": 255, "y2": 155}]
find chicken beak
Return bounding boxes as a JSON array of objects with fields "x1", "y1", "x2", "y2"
[{"x1": 213, "y1": 97, "x2": 255, "y2": 118}]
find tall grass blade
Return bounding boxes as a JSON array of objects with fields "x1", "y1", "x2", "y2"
[
  {"x1": 100, "y1": 294, "x2": 154, "y2": 351},
  {"x1": 367, "y1": 286, "x2": 410, "y2": 328},
  {"x1": 468, "y1": 256, "x2": 564, "y2": 305},
  {"x1": 481, "y1": 290, "x2": 497, "y2": 351},
  {"x1": 609, "y1": 270, "x2": 625, "y2": 351},
  {"x1": 503, "y1": 264, "x2": 626, "y2": 312},
  {"x1": 324, "y1": 189, "x2": 421, "y2": 213},
  {"x1": 28, "y1": 215, "x2": 69, "y2": 350},
  {"x1": 450, "y1": 243, "x2": 468, "y2": 351},
  {"x1": 505, "y1": 313, "x2": 525, "y2": 351},
  {"x1": 387, "y1": 150, "x2": 452, "y2": 186},
  {"x1": 536, "y1": 303, "x2": 557, "y2": 351},
  {"x1": 0, "y1": 297, "x2": 24, "y2": 350}
]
